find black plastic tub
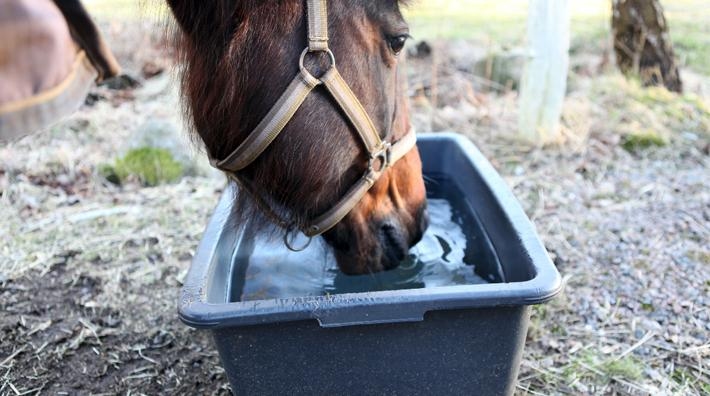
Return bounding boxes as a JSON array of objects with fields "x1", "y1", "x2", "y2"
[{"x1": 179, "y1": 132, "x2": 562, "y2": 396}]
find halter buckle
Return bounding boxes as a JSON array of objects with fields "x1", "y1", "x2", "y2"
[{"x1": 368, "y1": 142, "x2": 392, "y2": 173}]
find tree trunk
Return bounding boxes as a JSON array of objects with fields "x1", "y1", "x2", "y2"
[{"x1": 612, "y1": 0, "x2": 682, "y2": 92}]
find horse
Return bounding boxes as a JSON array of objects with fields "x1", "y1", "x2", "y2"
[
  {"x1": 0, "y1": 0, "x2": 120, "y2": 141},
  {"x1": 167, "y1": 0, "x2": 429, "y2": 275}
]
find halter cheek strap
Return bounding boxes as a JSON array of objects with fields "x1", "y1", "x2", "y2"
[{"x1": 210, "y1": 0, "x2": 417, "y2": 238}]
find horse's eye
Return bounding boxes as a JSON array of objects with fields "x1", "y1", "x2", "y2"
[{"x1": 387, "y1": 34, "x2": 409, "y2": 54}]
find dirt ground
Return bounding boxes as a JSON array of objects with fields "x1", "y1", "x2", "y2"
[{"x1": 2, "y1": 13, "x2": 709, "y2": 396}]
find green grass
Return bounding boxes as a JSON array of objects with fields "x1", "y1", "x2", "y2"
[
  {"x1": 671, "y1": 368, "x2": 710, "y2": 394},
  {"x1": 665, "y1": 1, "x2": 710, "y2": 75},
  {"x1": 405, "y1": 0, "x2": 528, "y2": 45},
  {"x1": 82, "y1": 0, "x2": 710, "y2": 74},
  {"x1": 405, "y1": 0, "x2": 528, "y2": 44},
  {"x1": 578, "y1": 351, "x2": 645, "y2": 382},
  {"x1": 405, "y1": 0, "x2": 609, "y2": 44},
  {"x1": 529, "y1": 349, "x2": 648, "y2": 392},
  {"x1": 405, "y1": 0, "x2": 710, "y2": 75}
]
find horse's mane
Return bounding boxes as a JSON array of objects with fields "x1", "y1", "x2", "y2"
[
  {"x1": 172, "y1": 1, "x2": 298, "y2": 155},
  {"x1": 170, "y1": 1, "x2": 305, "y2": 231}
]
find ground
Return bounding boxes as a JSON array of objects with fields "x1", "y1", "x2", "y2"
[{"x1": 1, "y1": 2, "x2": 709, "y2": 395}]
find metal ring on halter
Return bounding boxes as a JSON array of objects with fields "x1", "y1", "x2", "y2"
[
  {"x1": 284, "y1": 224, "x2": 313, "y2": 252},
  {"x1": 299, "y1": 47, "x2": 335, "y2": 79},
  {"x1": 368, "y1": 142, "x2": 392, "y2": 173}
]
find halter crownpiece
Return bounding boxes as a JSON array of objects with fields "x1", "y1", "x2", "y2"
[{"x1": 210, "y1": 0, "x2": 417, "y2": 238}]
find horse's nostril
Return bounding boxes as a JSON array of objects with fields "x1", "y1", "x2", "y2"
[{"x1": 380, "y1": 224, "x2": 408, "y2": 268}]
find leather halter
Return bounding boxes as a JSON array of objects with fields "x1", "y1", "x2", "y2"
[{"x1": 210, "y1": 0, "x2": 417, "y2": 239}]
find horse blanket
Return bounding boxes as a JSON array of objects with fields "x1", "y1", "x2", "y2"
[{"x1": 0, "y1": 0, "x2": 119, "y2": 142}]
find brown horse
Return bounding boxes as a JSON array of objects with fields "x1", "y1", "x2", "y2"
[{"x1": 167, "y1": 0, "x2": 429, "y2": 275}]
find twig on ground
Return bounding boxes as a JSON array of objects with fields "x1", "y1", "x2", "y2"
[
  {"x1": 613, "y1": 331, "x2": 655, "y2": 362},
  {"x1": 0, "y1": 347, "x2": 27, "y2": 367}
]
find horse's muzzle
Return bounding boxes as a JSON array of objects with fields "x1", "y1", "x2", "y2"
[{"x1": 378, "y1": 203, "x2": 429, "y2": 271}]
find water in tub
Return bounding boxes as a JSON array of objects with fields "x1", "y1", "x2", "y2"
[{"x1": 234, "y1": 178, "x2": 495, "y2": 302}]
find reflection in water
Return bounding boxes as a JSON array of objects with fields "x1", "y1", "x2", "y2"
[{"x1": 234, "y1": 181, "x2": 492, "y2": 302}]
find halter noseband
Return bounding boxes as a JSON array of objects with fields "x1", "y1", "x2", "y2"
[{"x1": 209, "y1": 0, "x2": 417, "y2": 238}]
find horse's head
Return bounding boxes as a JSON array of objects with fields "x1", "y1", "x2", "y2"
[{"x1": 169, "y1": 0, "x2": 428, "y2": 275}]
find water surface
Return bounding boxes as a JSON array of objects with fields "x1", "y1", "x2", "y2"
[{"x1": 231, "y1": 178, "x2": 501, "y2": 302}]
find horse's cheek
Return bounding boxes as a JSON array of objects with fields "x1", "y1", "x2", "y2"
[
  {"x1": 360, "y1": 178, "x2": 395, "y2": 221},
  {"x1": 397, "y1": 149, "x2": 427, "y2": 212},
  {"x1": 360, "y1": 148, "x2": 426, "y2": 224}
]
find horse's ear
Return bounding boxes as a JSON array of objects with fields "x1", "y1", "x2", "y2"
[{"x1": 166, "y1": 0, "x2": 237, "y2": 38}]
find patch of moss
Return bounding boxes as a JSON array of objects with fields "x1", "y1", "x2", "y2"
[
  {"x1": 99, "y1": 164, "x2": 121, "y2": 185},
  {"x1": 670, "y1": 367, "x2": 709, "y2": 393},
  {"x1": 687, "y1": 250, "x2": 710, "y2": 265},
  {"x1": 600, "y1": 357, "x2": 644, "y2": 381},
  {"x1": 107, "y1": 147, "x2": 183, "y2": 187},
  {"x1": 633, "y1": 86, "x2": 676, "y2": 106},
  {"x1": 622, "y1": 131, "x2": 667, "y2": 152},
  {"x1": 592, "y1": 75, "x2": 710, "y2": 147}
]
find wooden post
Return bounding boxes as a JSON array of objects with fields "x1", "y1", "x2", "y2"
[{"x1": 518, "y1": 0, "x2": 571, "y2": 144}]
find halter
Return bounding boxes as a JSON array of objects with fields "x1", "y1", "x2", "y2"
[{"x1": 209, "y1": 0, "x2": 417, "y2": 240}]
